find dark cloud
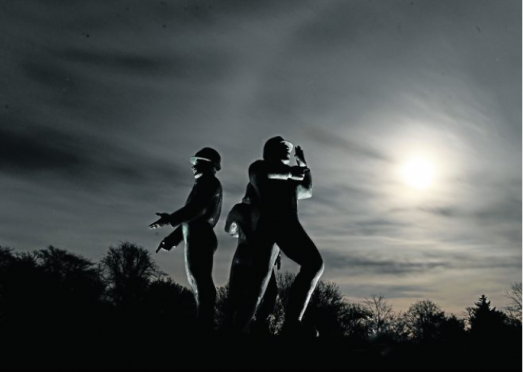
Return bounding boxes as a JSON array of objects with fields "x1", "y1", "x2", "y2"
[
  {"x1": 339, "y1": 283, "x2": 430, "y2": 300},
  {"x1": 0, "y1": 124, "x2": 83, "y2": 174},
  {"x1": 349, "y1": 218, "x2": 409, "y2": 237},
  {"x1": 21, "y1": 59, "x2": 77, "y2": 92},
  {"x1": 422, "y1": 250, "x2": 522, "y2": 271},
  {"x1": 322, "y1": 245, "x2": 521, "y2": 281},
  {"x1": 308, "y1": 184, "x2": 380, "y2": 214},
  {"x1": 0, "y1": 115, "x2": 186, "y2": 191},
  {"x1": 474, "y1": 197, "x2": 522, "y2": 223},
  {"x1": 306, "y1": 126, "x2": 392, "y2": 162},
  {"x1": 419, "y1": 195, "x2": 522, "y2": 246},
  {"x1": 321, "y1": 249, "x2": 451, "y2": 276},
  {"x1": 52, "y1": 47, "x2": 232, "y2": 83},
  {"x1": 420, "y1": 206, "x2": 461, "y2": 218},
  {"x1": 423, "y1": 200, "x2": 522, "y2": 225}
]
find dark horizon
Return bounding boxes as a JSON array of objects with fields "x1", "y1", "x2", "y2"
[{"x1": 1, "y1": 243, "x2": 521, "y2": 369}]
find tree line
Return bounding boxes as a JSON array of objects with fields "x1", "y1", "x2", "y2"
[{"x1": 0, "y1": 243, "x2": 520, "y2": 368}]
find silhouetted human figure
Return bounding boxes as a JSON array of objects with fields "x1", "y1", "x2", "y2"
[
  {"x1": 149, "y1": 147, "x2": 223, "y2": 332},
  {"x1": 225, "y1": 183, "x2": 281, "y2": 334},
  {"x1": 241, "y1": 136, "x2": 324, "y2": 336}
]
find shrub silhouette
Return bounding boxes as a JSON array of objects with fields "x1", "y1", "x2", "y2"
[{"x1": 143, "y1": 277, "x2": 197, "y2": 335}]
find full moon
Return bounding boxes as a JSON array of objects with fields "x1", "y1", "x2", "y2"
[{"x1": 401, "y1": 158, "x2": 435, "y2": 189}]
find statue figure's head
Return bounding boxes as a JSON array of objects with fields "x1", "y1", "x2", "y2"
[
  {"x1": 190, "y1": 147, "x2": 221, "y2": 178},
  {"x1": 263, "y1": 136, "x2": 294, "y2": 164}
]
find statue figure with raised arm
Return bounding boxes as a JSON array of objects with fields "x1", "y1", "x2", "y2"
[{"x1": 240, "y1": 136, "x2": 324, "y2": 336}]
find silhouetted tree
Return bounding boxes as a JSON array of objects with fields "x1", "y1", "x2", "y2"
[
  {"x1": 1, "y1": 244, "x2": 521, "y2": 370},
  {"x1": 338, "y1": 303, "x2": 370, "y2": 340},
  {"x1": 35, "y1": 246, "x2": 105, "y2": 306},
  {"x1": 402, "y1": 300, "x2": 446, "y2": 342},
  {"x1": 307, "y1": 279, "x2": 369, "y2": 338},
  {"x1": 0, "y1": 246, "x2": 106, "y2": 341},
  {"x1": 0, "y1": 250, "x2": 38, "y2": 325},
  {"x1": 143, "y1": 277, "x2": 197, "y2": 335},
  {"x1": 505, "y1": 282, "x2": 522, "y2": 324},
  {"x1": 439, "y1": 314, "x2": 467, "y2": 343},
  {"x1": 100, "y1": 242, "x2": 163, "y2": 308},
  {"x1": 0, "y1": 247, "x2": 15, "y2": 326},
  {"x1": 0, "y1": 246, "x2": 14, "y2": 264},
  {"x1": 467, "y1": 295, "x2": 509, "y2": 341},
  {"x1": 363, "y1": 294, "x2": 396, "y2": 339}
]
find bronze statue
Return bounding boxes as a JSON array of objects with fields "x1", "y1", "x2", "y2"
[
  {"x1": 149, "y1": 147, "x2": 223, "y2": 331},
  {"x1": 225, "y1": 183, "x2": 281, "y2": 335},
  {"x1": 240, "y1": 136, "x2": 324, "y2": 336}
]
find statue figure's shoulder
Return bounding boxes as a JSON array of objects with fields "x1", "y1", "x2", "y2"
[
  {"x1": 204, "y1": 174, "x2": 222, "y2": 192},
  {"x1": 231, "y1": 203, "x2": 251, "y2": 220},
  {"x1": 213, "y1": 175, "x2": 223, "y2": 191},
  {"x1": 249, "y1": 160, "x2": 267, "y2": 177}
]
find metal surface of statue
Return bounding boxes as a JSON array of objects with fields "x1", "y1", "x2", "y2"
[
  {"x1": 149, "y1": 147, "x2": 223, "y2": 331},
  {"x1": 225, "y1": 183, "x2": 281, "y2": 334},
  {"x1": 242, "y1": 136, "x2": 324, "y2": 336}
]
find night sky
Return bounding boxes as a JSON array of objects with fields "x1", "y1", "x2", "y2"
[{"x1": 0, "y1": 0, "x2": 520, "y2": 314}]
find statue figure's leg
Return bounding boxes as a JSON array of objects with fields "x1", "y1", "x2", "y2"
[
  {"x1": 185, "y1": 227, "x2": 217, "y2": 332},
  {"x1": 275, "y1": 220, "x2": 324, "y2": 325},
  {"x1": 228, "y1": 241, "x2": 251, "y2": 329},
  {"x1": 252, "y1": 267, "x2": 279, "y2": 334},
  {"x1": 234, "y1": 231, "x2": 278, "y2": 333}
]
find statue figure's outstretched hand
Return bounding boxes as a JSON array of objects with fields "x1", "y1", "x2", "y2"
[
  {"x1": 155, "y1": 238, "x2": 176, "y2": 254},
  {"x1": 156, "y1": 240, "x2": 167, "y2": 254},
  {"x1": 295, "y1": 146, "x2": 307, "y2": 167},
  {"x1": 149, "y1": 213, "x2": 170, "y2": 230}
]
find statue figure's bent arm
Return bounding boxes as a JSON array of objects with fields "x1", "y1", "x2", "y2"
[
  {"x1": 297, "y1": 170, "x2": 313, "y2": 200},
  {"x1": 168, "y1": 179, "x2": 219, "y2": 228},
  {"x1": 294, "y1": 145, "x2": 312, "y2": 199},
  {"x1": 250, "y1": 161, "x2": 306, "y2": 187}
]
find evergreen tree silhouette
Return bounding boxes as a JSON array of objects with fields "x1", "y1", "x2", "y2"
[{"x1": 467, "y1": 294, "x2": 509, "y2": 341}]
